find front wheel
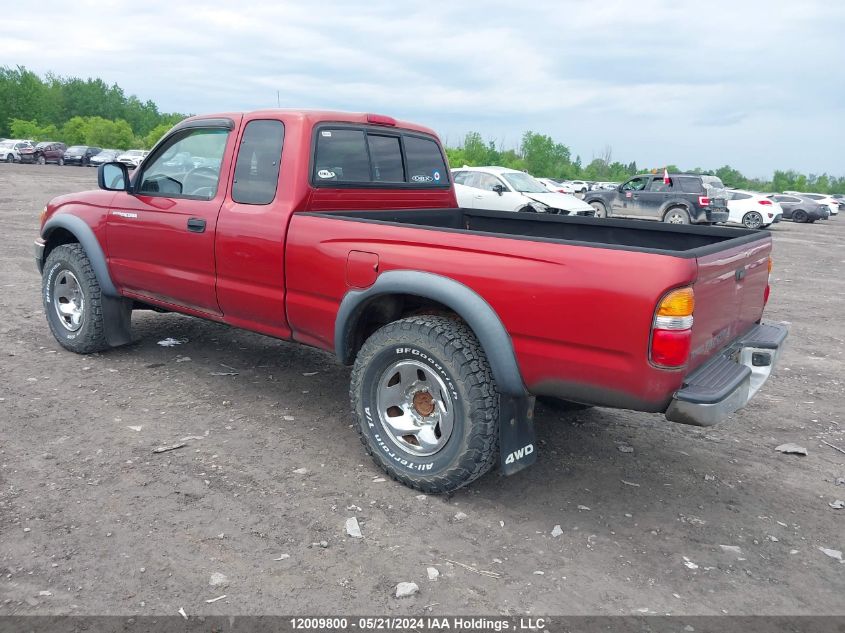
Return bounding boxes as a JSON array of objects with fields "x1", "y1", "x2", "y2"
[
  {"x1": 663, "y1": 207, "x2": 690, "y2": 224},
  {"x1": 350, "y1": 315, "x2": 499, "y2": 493},
  {"x1": 742, "y1": 211, "x2": 764, "y2": 229},
  {"x1": 42, "y1": 244, "x2": 109, "y2": 354}
]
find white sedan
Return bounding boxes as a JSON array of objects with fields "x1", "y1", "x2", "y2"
[
  {"x1": 727, "y1": 190, "x2": 783, "y2": 229},
  {"x1": 452, "y1": 166, "x2": 595, "y2": 216},
  {"x1": 117, "y1": 149, "x2": 149, "y2": 169},
  {"x1": 537, "y1": 178, "x2": 576, "y2": 194}
]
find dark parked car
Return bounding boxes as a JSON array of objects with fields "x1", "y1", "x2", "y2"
[
  {"x1": 584, "y1": 173, "x2": 729, "y2": 224},
  {"x1": 62, "y1": 145, "x2": 102, "y2": 166},
  {"x1": 19, "y1": 142, "x2": 67, "y2": 165},
  {"x1": 768, "y1": 195, "x2": 827, "y2": 223}
]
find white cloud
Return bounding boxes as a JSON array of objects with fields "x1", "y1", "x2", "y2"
[{"x1": 2, "y1": 0, "x2": 844, "y2": 175}]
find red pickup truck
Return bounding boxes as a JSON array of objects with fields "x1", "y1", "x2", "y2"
[{"x1": 35, "y1": 110, "x2": 788, "y2": 493}]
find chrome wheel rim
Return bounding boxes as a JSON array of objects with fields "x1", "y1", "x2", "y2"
[
  {"x1": 744, "y1": 212, "x2": 762, "y2": 229},
  {"x1": 375, "y1": 359, "x2": 455, "y2": 456},
  {"x1": 53, "y1": 270, "x2": 84, "y2": 332}
]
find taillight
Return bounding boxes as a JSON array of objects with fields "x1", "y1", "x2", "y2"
[
  {"x1": 758, "y1": 199, "x2": 772, "y2": 205},
  {"x1": 764, "y1": 257, "x2": 773, "y2": 305},
  {"x1": 698, "y1": 196, "x2": 710, "y2": 206},
  {"x1": 651, "y1": 287, "x2": 694, "y2": 368}
]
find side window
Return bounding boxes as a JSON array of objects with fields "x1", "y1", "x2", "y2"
[
  {"x1": 730, "y1": 192, "x2": 751, "y2": 200},
  {"x1": 367, "y1": 135, "x2": 404, "y2": 182},
  {"x1": 314, "y1": 129, "x2": 371, "y2": 183},
  {"x1": 404, "y1": 135, "x2": 448, "y2": 185},
  {"x1": 647, "y1": 177, "x2": 672, "y2": 192},
  {"x1": 139, "y1": 128, "x2": 229, "y2": 200},
  {"x1": 232, "y1": 120, "x2": 285, "y2": 205},
  {"x1": 621, "y1": 176, "x2": 649, "y2": 192},
  {"x1": 452, "y1": 170, "x2": 470, "y2": 185},
  {"x1": 677, "y1": 177, "x2": 704, "y2": 193},
  {"x1": 475, "y1": 173, "x2": 504, "y2": 192}
]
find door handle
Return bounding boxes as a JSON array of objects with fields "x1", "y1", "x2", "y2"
[{"x1": 187, "y1": 218, "x2": 206, "y2": 233}]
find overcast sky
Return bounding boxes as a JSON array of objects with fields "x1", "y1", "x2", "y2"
[{"x1": 4, "y1": 0, "x2": 844, "y2": 177}]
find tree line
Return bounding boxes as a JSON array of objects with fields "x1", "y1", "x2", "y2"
[
  {"x1": 446, "y1": 132, "x2": 845, "y2": 194},
  {"x1": 0, "y1": 66, "x2": 184, "y2": 150},
  {"x1": 2, "y1": 66, "x2": 842, "y2": 193}
]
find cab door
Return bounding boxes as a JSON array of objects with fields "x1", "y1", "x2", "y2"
[
  {"x1": 469, "y1": 172, "x2": 525, "y2": 212},
  {"x1": 106, "y1": 119, "x2": 240, "y2": 315}
]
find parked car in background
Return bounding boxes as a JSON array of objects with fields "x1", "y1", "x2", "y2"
[
  {"x1": 787, "y1": 192, "x2": 839, "y2": 216},
  {"x1": 566, "y1": 180, "x2": 590, "y2": 194},
  {"x1": 452, "y1": 166, "x2": 595, "y2": 216},
  {"x1": 769, "y1": 194, "x2": 827, "y2": 223},
  {"x1": 537, "y1": 177, "x2": 575, "y2": 194},
  {"x1": 89, "y1": 149, "x2": 122, "y2": 167},
  {"x1": 584, "y1": 173, "x2": 729, "y2": 224},
  {"x1": 0, "y1": 139, "x2": 34, "y2": 162},
  {"x1": 117, "y1": 149, "x2": 148, "y2": 168},
  {"x1": 62, "y1": 145, "x2": 102, "y2": 166},
  {"x1": 19, "y1": 141, "x2": 67, "y2": 165},
  {"x1": 726, "y1": 190, "x2": 782, "y2": 229}
]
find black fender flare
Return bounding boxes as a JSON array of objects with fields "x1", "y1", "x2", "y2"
[
  {"x1": 659, "y1": 200, "x2": 693, "y2": 220},
  {"x1": 42, "y1": 214, "x2": 118, "y2": 297},
  {"x1": 334, "y1": 270, "x2": 527, "y2": 397}
]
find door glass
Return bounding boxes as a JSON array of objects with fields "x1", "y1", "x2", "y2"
[
  {"x1": 232, "y1": 120, "x2": 285, "y2": 205},
  {"x1": 403, "y1": 135, "x2": 448, "y2": 185},
  {"x1": 474, "y1": 173, "x2": 503, "y2": 191},
  {"x1": 314, "y1": 129, "x2": 371, "y2": 183},
  {"x1": 138, "y1": 128, "x2": 229, "y2": 200},
  {"x1": 367, "y1": 134, "x2": 404, "y2": 182},
  {"x1": 621, "y1": 177, "x2": 648, "y2": 191},
  {"x1": 647, "y1": 177, "x2": 673, "y2": 192}
]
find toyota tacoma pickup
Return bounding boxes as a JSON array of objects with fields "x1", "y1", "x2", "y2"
[{"x1": 35, "y1": 110, "x2": 788, "y2": 493}]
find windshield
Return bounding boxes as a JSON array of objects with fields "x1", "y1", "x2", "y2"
[
  {"x1": 502, "y1": 172, "x2": 547, "y2": 193},
  {"x1": 125, "y1": 150, "x2": 143, "y2": 156},
  {"x1": 67, "y1": 146, "x2": 86, "y2": 153},
  {"x1": 0, "y1": 142, "x2": 13, "y2": 149}
]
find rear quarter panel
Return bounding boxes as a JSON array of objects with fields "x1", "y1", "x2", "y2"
[{"x1": 285, "y1": 215, "x2": 700, "y2": 411}]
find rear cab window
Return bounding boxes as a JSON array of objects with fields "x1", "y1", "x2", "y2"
[{"x1": 312, "y1": 124, "x2": 449, "y2": 189}]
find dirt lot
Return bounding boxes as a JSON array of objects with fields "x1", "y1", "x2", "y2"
[{"x1": 0, "y1": 163, "x2": 843, "y2": 616}]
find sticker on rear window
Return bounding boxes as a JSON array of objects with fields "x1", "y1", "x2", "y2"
[
  {"x1": 317, "y1": 169, "x2": 336, "y2": 179},
  {"x1": 411, "y1": 174, "x2": 433, "y2": 183},
  {"x1": 433, "y1": 171, "x2": 441, "y2": 181},
  {"x1": 321, "y1": 130, "x2": 332, "y2": 137}
]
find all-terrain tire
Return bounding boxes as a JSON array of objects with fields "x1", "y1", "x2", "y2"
[
  {"x1": 42, "y1": 243, "x2": 109, "y2": 354},
  {"x1": 663, "y1": 207, "x2": 690, "y2": 224},
  {"x1": 350, "y1": 315, "x2": 499, "y2": 493}
]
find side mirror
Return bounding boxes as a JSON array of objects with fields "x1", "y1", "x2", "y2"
[
  {"x1": 493, "y1": 184, "x2": 506, "y2": 196},
  {"x1": 98, "y1": 162, "x2": 131, "y2": 192}
]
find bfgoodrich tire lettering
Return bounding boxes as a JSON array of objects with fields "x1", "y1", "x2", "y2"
[
  {"x1": 42, "y1": 243, "x2": 110, "y2": 354},
  {"x1": 350, "y1": 315, "x2": 499, "y2": 493}
]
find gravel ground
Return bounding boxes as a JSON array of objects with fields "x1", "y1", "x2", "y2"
[{"x1": 0, "y1": 163, "x2": 843, "y2": 616}]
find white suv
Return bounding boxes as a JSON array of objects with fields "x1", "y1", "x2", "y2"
[
  {"x1": 0, "y1": 139, "x2": 34, "y2": 163},
  {"x1": 451, "y1": 166, "x2": 595, "y2": 216}
]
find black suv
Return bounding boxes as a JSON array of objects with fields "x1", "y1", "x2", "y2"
[
  {"x1": 62, "y1": 145, "x2": 102, "y2": 166},
  {"x1": 585, "y1": 173, "x2": 729, "y2": 224}
]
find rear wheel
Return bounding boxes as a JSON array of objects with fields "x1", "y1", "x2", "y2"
[
  {"x1": 350, "y1": 315, "x2": 499, "y2": 493},
  {"x1": 590, "y1": 201, "x2": 607, "y2": 218},
  {"x1": 792, "y1": 209, "x2": 808, "y2": 223},
  {"x1": 742, "y1": 211, "x2": 764, "y2": 229},
  {"x1": 663, "y1": 207, "x2": 690, "y2": 224},
  {"x1": 57, "y1": 157, "x2": 64, "y2": 166}
]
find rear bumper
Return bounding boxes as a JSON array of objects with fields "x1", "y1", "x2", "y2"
[{"x1": 665, "y1": 322, "x2": 789, "y2": 427}]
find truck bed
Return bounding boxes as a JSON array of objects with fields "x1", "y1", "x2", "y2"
[{"x1": 311, "y1": 207, "x2": 766, "y2": 257}]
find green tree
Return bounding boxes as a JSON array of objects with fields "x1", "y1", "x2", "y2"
[
  {"x1": 9, "y1": 118, "x2": 59, "y2": 141},
  {"x1": 520, "y1": 131, "x2": 571, "y2": 178},
  {"x1": 142, "y1": 122, "x2": 173, "y2": 149}
]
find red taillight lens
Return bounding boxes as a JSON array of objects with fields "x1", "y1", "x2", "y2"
[
  {"x1": 698, "y1": 196, "x2": 710, "y2": 206},
  {"x1": 758, "y1": 199, "x2": 772, "y2": 205},
  {"x1": 651, "y1": 329, "x2": 692, "y2": 367},
  {"x1": 764, "y1": 284, "x2": 770, "y2": 305}
]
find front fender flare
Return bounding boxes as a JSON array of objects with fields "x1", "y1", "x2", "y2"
[
  {"x1": 334, "y1": 270, "x2": 527, "y2": 397},
  {"x1": 42, "y1": 214, "x2": 118, "y2": 297}
]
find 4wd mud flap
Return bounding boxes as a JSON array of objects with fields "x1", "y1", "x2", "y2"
[{"x1": 499, "y1": 395, "x2": 537, "y2": 476}]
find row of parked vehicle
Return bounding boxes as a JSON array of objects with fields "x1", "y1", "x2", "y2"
[
  {"x1": 0, "y1": 139, "x2": 148, "y2": 168},
  {"x1": 453, "y1": 167, "x2": 842, "y2": 229}
]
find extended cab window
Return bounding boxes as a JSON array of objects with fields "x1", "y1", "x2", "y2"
[
  {"x1": 404, "y1": 135, "x2": 447, "y2": 185},
  {"x1": 313, "y1": 127, "x2": 448, "y2": 187},
  {"x1": 232, "y1": 120, "x2": 285, "y2": 205},
  {"x1": 138, "y1": 128, "x2": 229, "y2": 200}
]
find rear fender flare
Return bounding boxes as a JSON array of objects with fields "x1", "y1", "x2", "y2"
[
  {"x1": 334, "y1": 270, "x2": 527, "y2": 397},
  {"x1": 42, "y1": 214, "x2": 118, "y2": 297}
]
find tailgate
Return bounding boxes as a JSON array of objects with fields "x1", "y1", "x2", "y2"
[{"x1": 688, "y1": 235, "x2": 771, "y2": 371}]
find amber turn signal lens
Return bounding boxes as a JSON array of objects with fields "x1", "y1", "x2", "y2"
[
  {"x1": 768, "y1": 257, "x2": 773, "y2": 274},
  {"x1": 657, "y1": 287, "x2": 695, "y2": 317}
]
